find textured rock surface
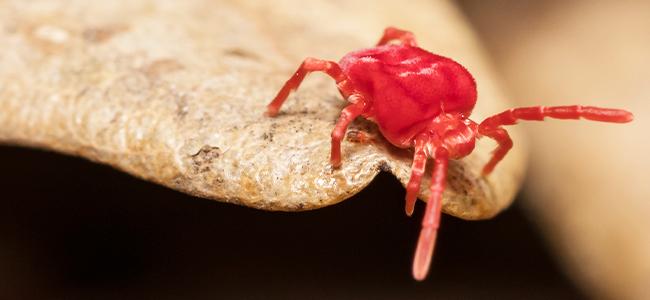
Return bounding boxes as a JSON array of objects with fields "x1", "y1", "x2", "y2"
[{"x1": 0, "y1": 0, "x2": 525, "y2": 219}]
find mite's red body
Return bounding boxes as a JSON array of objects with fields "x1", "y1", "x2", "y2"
[
  {"x1": 266, "y1": 27, "x2": 633, "y2": 281},
  {"x1": 339, "y1": 46, "x2": 477, "y2": 148}
]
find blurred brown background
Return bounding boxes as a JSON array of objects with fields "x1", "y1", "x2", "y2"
[
  {"x1": 2, "y1": 0, "x2": 648, "y2": 299},
  {"x1": 459, "y1": 1, "x2": 650, "y2": 299}
]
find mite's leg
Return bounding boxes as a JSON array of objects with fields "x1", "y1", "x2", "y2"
[
  {"x1": 330, "y1": 98, "x2": 367, "y2": 168},
  {"x1": 479, "y1": 105, "x2": 633, "y2": 174},
  {"x1": 412, "y1": 147, "x2": 448, "y2": 281},
  {"x1": 345, "y1": 130, "x2": 371, "y2": 143},
  {"x1": 266, "y1": 58, "x2": 356, "y2": 117},
  {"x1": 477, "y1": 126, "x2": 512, "y2": 175},
  {"x1": 404, "y1": 135, "x2": 428, "y2": 216},
  {"x1": 376, "y1": 27, "x2": 418, "y2": 47}
]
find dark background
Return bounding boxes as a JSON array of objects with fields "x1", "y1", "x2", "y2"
[{"x1": 0, "y1": 146, "x2": 585, "y2": 299}]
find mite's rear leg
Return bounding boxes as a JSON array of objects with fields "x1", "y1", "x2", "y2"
[
  {"x1": 266, "y1": 58, "x2": 356, "y2": 117},
  {"x1": 330, "y1": 97, "x2": 367, "y2": 168},
  {"x1": 412, "y1": 147, "x2": 449, "y2": 281},
  {"x1": 479, "y1": 105, "x2": 633, "y2": 174},
  {"x1": 376, "y1": 27, "x2": 418, "y2": 47},
  {"x1": 404, "y1": 135, "x2": 428, "y2": 216}
]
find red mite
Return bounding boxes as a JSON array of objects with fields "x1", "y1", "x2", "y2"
[{"x1": 265, "y1": 27, "x2": 633, "y2": 280}]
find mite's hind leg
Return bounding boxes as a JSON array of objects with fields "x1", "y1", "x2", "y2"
[{"x1": 376, "y1": 27, "x2": 418, "y2": 47}]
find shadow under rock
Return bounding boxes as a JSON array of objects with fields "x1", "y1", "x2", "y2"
[{"x1": 0, "y1": 146, "x2": 585, "y2": 300}]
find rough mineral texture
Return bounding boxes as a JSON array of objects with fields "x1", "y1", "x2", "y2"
[{"x1": 0, "y1": 0, "x2": 525, "y2": 219}]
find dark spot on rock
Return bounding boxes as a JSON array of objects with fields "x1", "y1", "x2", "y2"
[
  {"x1": 212, "y1": 176, "x2": 224, "y2": 185},
  {"x1": 82, "y1": 24, "x2": 128, "y2": 43},
  {"x1": 190, "y1": 145, "x2": 221, "y2": 173},
  {"x1": 262, "y1": 132, "x2": 274, "y2": 142},
  {"x1": 298, "y1": 109, "x2": 318, "y2": 115},
  {"x1": 223, "y1": 48, "x2": 260, "y2": 60},
  {"x1": 378, "y1": 161, "x2": 391, "y2": 173}
]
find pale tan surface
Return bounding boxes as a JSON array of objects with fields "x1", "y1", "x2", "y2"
[
  {"x1": 461, "y1": 1, "x2": 650, "y2": 299},
  {"x1": 0, "y1": 0, "x2": 525, "y2": 219}
]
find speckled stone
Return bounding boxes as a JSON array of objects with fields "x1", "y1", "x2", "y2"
[{"x1": 0, "y1": 0, "x2": 525, "y2": 220}]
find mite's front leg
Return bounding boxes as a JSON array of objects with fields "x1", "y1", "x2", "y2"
[
  {"x1": 478, "y1": 105, "x2": 633, "y2": 174},
  {"x1": 330, "y1": 97, "x2": 366, "y2": 168},
  {"x1": 405, "y1": 135, "x2": 428, "y2": 216},
  {"x1": 266, "y1": 58, "x2": 352, "y2": 117}
]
